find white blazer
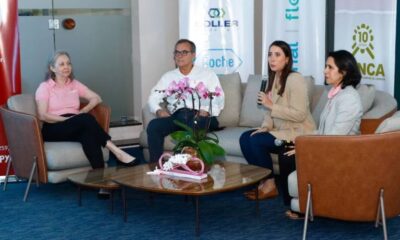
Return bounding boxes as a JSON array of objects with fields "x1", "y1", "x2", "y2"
[{"x1": 318, "y1": 85, "x2": 363, "y2": 135}]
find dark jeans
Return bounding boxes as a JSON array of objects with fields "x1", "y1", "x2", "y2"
[
  {"x1": 41, "y1": 113, "x2": 111, "y2": 169},
  {"x1": 277, "y1": 150, "x2": 296, "y2": 206},
  {"x1": 146, "y1": 108, "x2": 219, "y2": 162},
  {"x1": 239, "y1": 130, "x2": 282, "y2": 178}
]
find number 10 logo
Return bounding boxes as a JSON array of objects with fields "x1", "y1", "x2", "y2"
[{"x1": 352, "y1": 23, "x2": 375, "y2": 59}]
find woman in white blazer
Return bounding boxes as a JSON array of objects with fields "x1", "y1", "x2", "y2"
[{"x1": 283, "y1": 50, "x2": 363, "y2": 219}]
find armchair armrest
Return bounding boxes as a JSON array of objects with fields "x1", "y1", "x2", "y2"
[
  {"x1": 141, "y1": 103, "x2": 156, "y2": 129},
  {"x1": 360, "y1": 108, "x2": 397, "y2": 134},
  {"x1": 80, "y1": 103, "x2": 111, "y2": 132},
  {"x1": 295, "y1": 133, "x2": 400, "y2": 221},
  {"x1": 0, "y1": 106, "x2": 48, "y2": 183},
  {"x1": 361, "y1": 90, "x2": 398, "y2": 134}
]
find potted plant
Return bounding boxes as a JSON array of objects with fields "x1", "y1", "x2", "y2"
[
  {"x1": 170, "y1": 119, "x2": 225, "y2": 165},
  {"x1": 157, "y1": 77, "x2": 225, "y2": 165}
]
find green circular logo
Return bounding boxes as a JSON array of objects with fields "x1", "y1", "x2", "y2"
[{"x1": 352, "y1": 23, "x2": 375, "y2": 59}]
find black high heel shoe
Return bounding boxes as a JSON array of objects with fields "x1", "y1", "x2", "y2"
[{"x1": 97, "y1": 188, "x2": 111, "y2": 200}]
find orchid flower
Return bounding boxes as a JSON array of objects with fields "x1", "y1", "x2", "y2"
[
  {"x1": 166, "y1": 81, "x2": 178, "y2": 96},
  {"x1": 214, "y1": 86, "x2": 222, "y2": 97},
  {"x1": 177, "y1": 77, "x2": 189, "y2": 91},
  {"x1": 162, "y1": 77, "x2": 226, "y2": 165},
  {"x1": 195, "y1": 82, "x2": 209, "y2": 99}
]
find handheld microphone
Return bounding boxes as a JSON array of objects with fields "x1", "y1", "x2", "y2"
[
  {"x1": 274, "y1": 138, "x2": 291, "y2": 147},
  {"x1": 257, "y1": 77, "x2": 267, "y2": 106}
]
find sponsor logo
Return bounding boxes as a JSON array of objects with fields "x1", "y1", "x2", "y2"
[
  {"x1": 205, "y1": 7, "x2": 238, "y2": 30},
  {"x1": 208, "y1": 8, "x2": 225, "y2": 18},
  {"x1": 352, "y1": 23, "x2": 385, "y2": 80},
  {"x1": 0, "y1": 155, "x2": 10, "y2": 164},
  {"x1": 352, "y1": 23, "x2": 374, "y2": 59},
  {"x1": 285, "y1": 0, "x2": 299, "y2": 21},
  {"x1": 283, "y1": 1, "x2": 300, "y2": 72},
  {"x1": 290, "y1": 42, "x2": 299, "y2": 71},
  {"x1": 0, "y1": 146, "x2": 10, "y2": 163},
  {"x1": 199, "y1": 49, "x2": 242, "y2": 75}
]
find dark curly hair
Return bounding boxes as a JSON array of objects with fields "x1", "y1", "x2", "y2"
[{"x1": 327, "y1": 50, "x2": 361, "y2": 88}]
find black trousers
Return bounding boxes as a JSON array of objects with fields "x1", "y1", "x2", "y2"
[
  {"x1": 41, "y1": 113, "x2": 111, "y2": 169},
  {"x1": 277, "y1": 149, "x2": 297, "y2": 206},
  {"x1": 146, "y1": 108, "x2": 219, "y2": 162}
]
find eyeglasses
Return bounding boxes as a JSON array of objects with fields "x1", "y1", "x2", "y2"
[{"x1": 173, "y1": 50, "x2": 192, "y2": 57}]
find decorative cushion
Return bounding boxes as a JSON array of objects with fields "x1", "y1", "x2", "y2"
[
  {"x1": 356, "y1": 84, "x2": 376, "y2": 113},
  {"x1": 288, "y1": 170, "x2": 298, "y2": 198},
  {"x1": 213, "y1": 126, "x2": 250, "y2": 156},
  {"x1": 47, "y1": 166, "x2": 94, "y2": 184},
  {"x1": 375, "y1": 111, "x2": 400, "y2": 133},
  {"x1": 290, "y1": 198, "x2": 300, "y2": 213},
  {"x1": 239, "y1": 75, "x2": 268, "y2": 127},
  {"x1": 288, "y1": 170, "x2": 300, "y2": 212},
  {"x1": 311, "y1": 86, "x2": 329, "y2": 126},
  {"x1": 45, "y1": 142, "x2": 109, "y2": 170},
  {"x1": 217, "y1": 72, "x2": 242, "y2": 127},
  {"x1": 303, "y1": 75, "x2": 315, "y2": 105}
]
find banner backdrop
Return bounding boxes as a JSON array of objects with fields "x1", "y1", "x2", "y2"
[
  {"x1": 335, "y1": 0, "x2": 396, "y2": 94},
  {"x1": 179, "y1": 0, "x2": 254, "y2": 82},
  {"x1": 0, "y1": 0, "x2": 22, "y2": 176},
  {"x1": 262, "y1": 0, "x2": 326, "y2": 84}
]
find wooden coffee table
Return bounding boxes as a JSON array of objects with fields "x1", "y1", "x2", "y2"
[
  {"x1": 110, "y1": 161, "x2": 271, "y2": 236},
  {"x1": 67, "y1": 167, "x2": 122, "y2": 213}
]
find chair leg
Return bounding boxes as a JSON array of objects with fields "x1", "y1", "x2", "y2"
[
  {"x1": 23, "y1": 160, "x2": 37, "y2": 202},
  {"x1": 309, "y1": 188, "x2": 314, "y2": 222},
  {"x1": 34, "y1": 156, "x2": 40, "y2": 187},
  {"x1": 377, "y1": 189, "x2": 388, "y2": 240},
  {"x1": 375, "y1": 206, "x2": 380, "y2": 226},
  {"x1": 302, "y1": 184, "x2": 313, "y2": 240},
  {"x1": 3, "y1": 156, "x2": 12, "y2": 191},
  {"x1": 374, "y1": 189, "x2": 388, "y2": 240}
]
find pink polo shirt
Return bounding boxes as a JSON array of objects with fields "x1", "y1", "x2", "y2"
[{"x1": 35, "y1": 79, "x2": 88, "y2": 115}]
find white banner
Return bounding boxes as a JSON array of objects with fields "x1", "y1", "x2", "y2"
[
  {"x1": 179, "y1": 0, "x2": 254, "y2": 82},
  {"x1": 262, "y1": 0, "x2": 326, "y2": 84},
  {"x1": 334, "y1": 0, "x2": 396, "y2": 94}
]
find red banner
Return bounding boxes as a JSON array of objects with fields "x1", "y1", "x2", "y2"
[{"x1": 0, "y1": 0, "x2": 22, "y2": 176}]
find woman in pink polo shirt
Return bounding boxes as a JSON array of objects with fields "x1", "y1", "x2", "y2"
[{"x1": 35, "y1": 51, "x2": 135, "y2": 174}]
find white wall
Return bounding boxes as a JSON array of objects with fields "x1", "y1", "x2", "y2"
[{"x1": 131, "y1": 0, "x2": 179, "y2": 120}]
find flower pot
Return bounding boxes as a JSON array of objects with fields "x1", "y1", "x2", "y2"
[
  {"x1": 182, "y1": 147, "x2": 211, "y2": 173},
  {"x1": 181, "y1": 146, "x2": 199, "y2": 157}
]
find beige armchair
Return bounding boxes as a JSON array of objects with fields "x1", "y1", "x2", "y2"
[
  {"x1": 0, "y1": 94, "x2": 110, "y2": 201},
  {"x1": 293, "y1": 129, "x2": 400, "y2": 240}
]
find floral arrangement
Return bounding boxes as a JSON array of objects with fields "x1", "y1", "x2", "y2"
[
  {"x1": 157, "y1": 77, "x2": 225, "y2": 165},
  {"x1": 161, "y1": 153, "x2": 192, "y2": 171},
  {"x1": 146, "y1": 152, "x2": 207, "y2": 180},
  {"x1": 163, "y1": 77, "x2": 223, "y2": 113}
]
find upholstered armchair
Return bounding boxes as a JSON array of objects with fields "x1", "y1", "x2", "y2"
[
  {"x1": 0, "y1": 94, "x2": 110, "y2": 201},
  {"x1": 289, "y1": 111, "x2": 400, "y2": 240}
]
